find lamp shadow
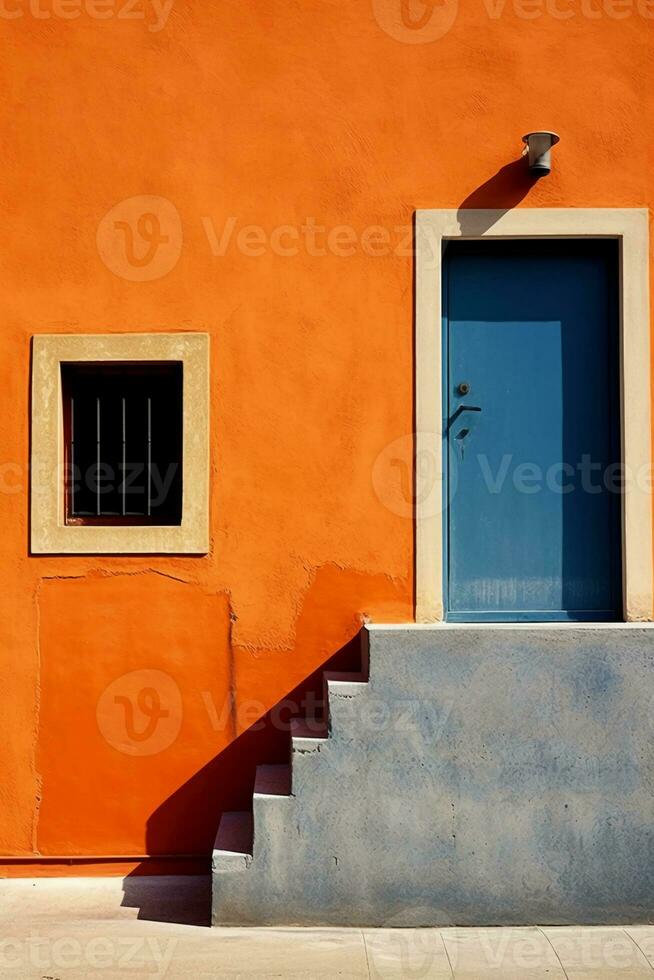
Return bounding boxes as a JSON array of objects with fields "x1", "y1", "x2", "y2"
[
  {"x1": 456, "y1": 157, "x2": 535, "y2": 235},
  {"x1": 120, "y1": 632, "x2": 366, "y2": 927}
]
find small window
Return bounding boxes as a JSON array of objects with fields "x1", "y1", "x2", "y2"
[
  {"x1": 61, "y1": 361, "x2": 183, "y2": 526},
  {"x1": 31, "y1": 333, "x2": 208, "y2": 554}
]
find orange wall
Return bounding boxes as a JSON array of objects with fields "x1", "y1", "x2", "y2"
[{"x1": 0, "y1": 0, "x2": 652, "y2": 868}]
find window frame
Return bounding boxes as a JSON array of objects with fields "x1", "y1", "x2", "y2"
[{"x1": 30, "y1": 333, "x2": 210, "y2": 555}]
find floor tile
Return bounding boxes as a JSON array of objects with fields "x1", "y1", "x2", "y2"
[
  {"x1": 442, "y1": 927, "x2": 566, "y2": 979},
  {"x1": 363, "y1": 928, "x2": 454, "y2": 978},
  {"x1": 543, "y1": 926, "x2": 654, "y2": 978},
  {"x1": 624, "y1": 926, "x2": 654, "y2": 968}
]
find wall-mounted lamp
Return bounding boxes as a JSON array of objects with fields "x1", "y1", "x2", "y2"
[{"x1": 522, "y1": 131, "x2": 560, "y2": 177}]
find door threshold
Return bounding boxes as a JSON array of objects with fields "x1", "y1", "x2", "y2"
[{"x1": 446, "y1": 611, "x2": 619, "y2": 624}]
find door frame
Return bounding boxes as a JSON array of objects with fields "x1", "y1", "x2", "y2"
[{"x1": 415, "y1": 208, "x2": 652, "y2": 623}]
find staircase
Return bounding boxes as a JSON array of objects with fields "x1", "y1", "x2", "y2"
[
  {"x1": 212, "y1": 630, "x2": 371, "y2": 925},
  {"x1": 212, "y1": 623, "x2": 654, "y2": 926}
]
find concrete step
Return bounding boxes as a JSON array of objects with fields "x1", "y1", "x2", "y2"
[
  {"x1": 253, "y1": 768, "x2": 296, "y2": 858},
  {"x1": 323, "y1": 671, "x2": 369, "y2": 737},
  {"x1": 290, "y1": 716, "x2": 329, "y2": 753},
  {"x1": 324, "y1": 671, "x2": 368, "y2": 699},
  {"x1": 253, "y1": 764, "x2": 292, "y2": 798},
  {"x1": 212, "y1": 811, "x2": 253, "y2": 872}
]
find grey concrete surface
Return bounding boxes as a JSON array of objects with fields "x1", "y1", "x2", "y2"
[
  {"x1": 213, "y1": 624, "x2": 654, "y2": 926},
  {"x1": 2, "y1": 877, "x2": 654, "y2": 979}
]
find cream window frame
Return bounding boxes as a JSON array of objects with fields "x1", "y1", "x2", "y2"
[{"x1": 31, "y1": 332, "x2": 210, "y2": 554}]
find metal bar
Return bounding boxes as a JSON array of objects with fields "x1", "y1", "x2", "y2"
[
  {"x1": 122, "y1": 397, "x2": 126, "y2": 517},
  {"x1": 147, "y1": 396, "x2": 152, "y2": 517},
  {"x1": 70, "y1": 396, "x2": 75, "y2": 516},
  {"x1": 96, "y1": 396, "x2": 101, "y2": 517}
]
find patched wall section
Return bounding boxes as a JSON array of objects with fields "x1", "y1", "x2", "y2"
[{"x1": 37, "y1": 572, "x2": 233, "y2": 857}]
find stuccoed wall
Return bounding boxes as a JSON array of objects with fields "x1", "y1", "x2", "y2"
[{"x1": 2, "y1": 0, "x2": 652, "y2": 868}]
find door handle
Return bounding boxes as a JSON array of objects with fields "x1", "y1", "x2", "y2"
[{"x1": 447, "y1": 404, "x2": 482, "y2": 430}]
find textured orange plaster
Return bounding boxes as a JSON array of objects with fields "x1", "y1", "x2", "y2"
[{"x1": 233, "y1": 564, "x2": 411, "y2": 736}]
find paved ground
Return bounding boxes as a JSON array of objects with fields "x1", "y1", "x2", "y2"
[{"x1": 1, "y1": 876, "x2": 654, "y2": 978}]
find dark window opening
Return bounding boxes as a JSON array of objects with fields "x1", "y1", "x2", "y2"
[{"x1": 62, "y1": 361, "x2": 183, "y2": 526}]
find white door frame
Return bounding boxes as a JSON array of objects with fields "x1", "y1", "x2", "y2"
[{"x1": 415, "y1": 208, "x2": 652, "y2": 623}]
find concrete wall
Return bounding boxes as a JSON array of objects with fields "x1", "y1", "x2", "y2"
[{"x1": 214, "y1": 625, "x2": 654, "y2": 925}]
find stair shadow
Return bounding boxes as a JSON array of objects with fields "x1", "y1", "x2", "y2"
[
  {"x1": 121, "y1": 630, "x2": 366, "y2": 925},
  {"x1": 121, "y1": 874, "x2": 213, "y2": 927}
]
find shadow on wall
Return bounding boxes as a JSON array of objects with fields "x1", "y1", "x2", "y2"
[
  {"x1": 120, "y1": 632, "x2": 366, "y2": 927},
  {"x1": 457, "y1": 157, "x2": 535, "y2": 235}
]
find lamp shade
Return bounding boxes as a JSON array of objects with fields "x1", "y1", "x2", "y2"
[{"x1": 522, "y1": 131, "x2": 560, "y2": 176}]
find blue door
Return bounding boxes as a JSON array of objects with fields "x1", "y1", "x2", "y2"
[{"x1": 444, "y1": 240, "x2": 621, "y2": 622}]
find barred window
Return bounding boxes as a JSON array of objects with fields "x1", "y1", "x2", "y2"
[{"x1": 62, "y1": 362, "x2": 183, "y2": 526}]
